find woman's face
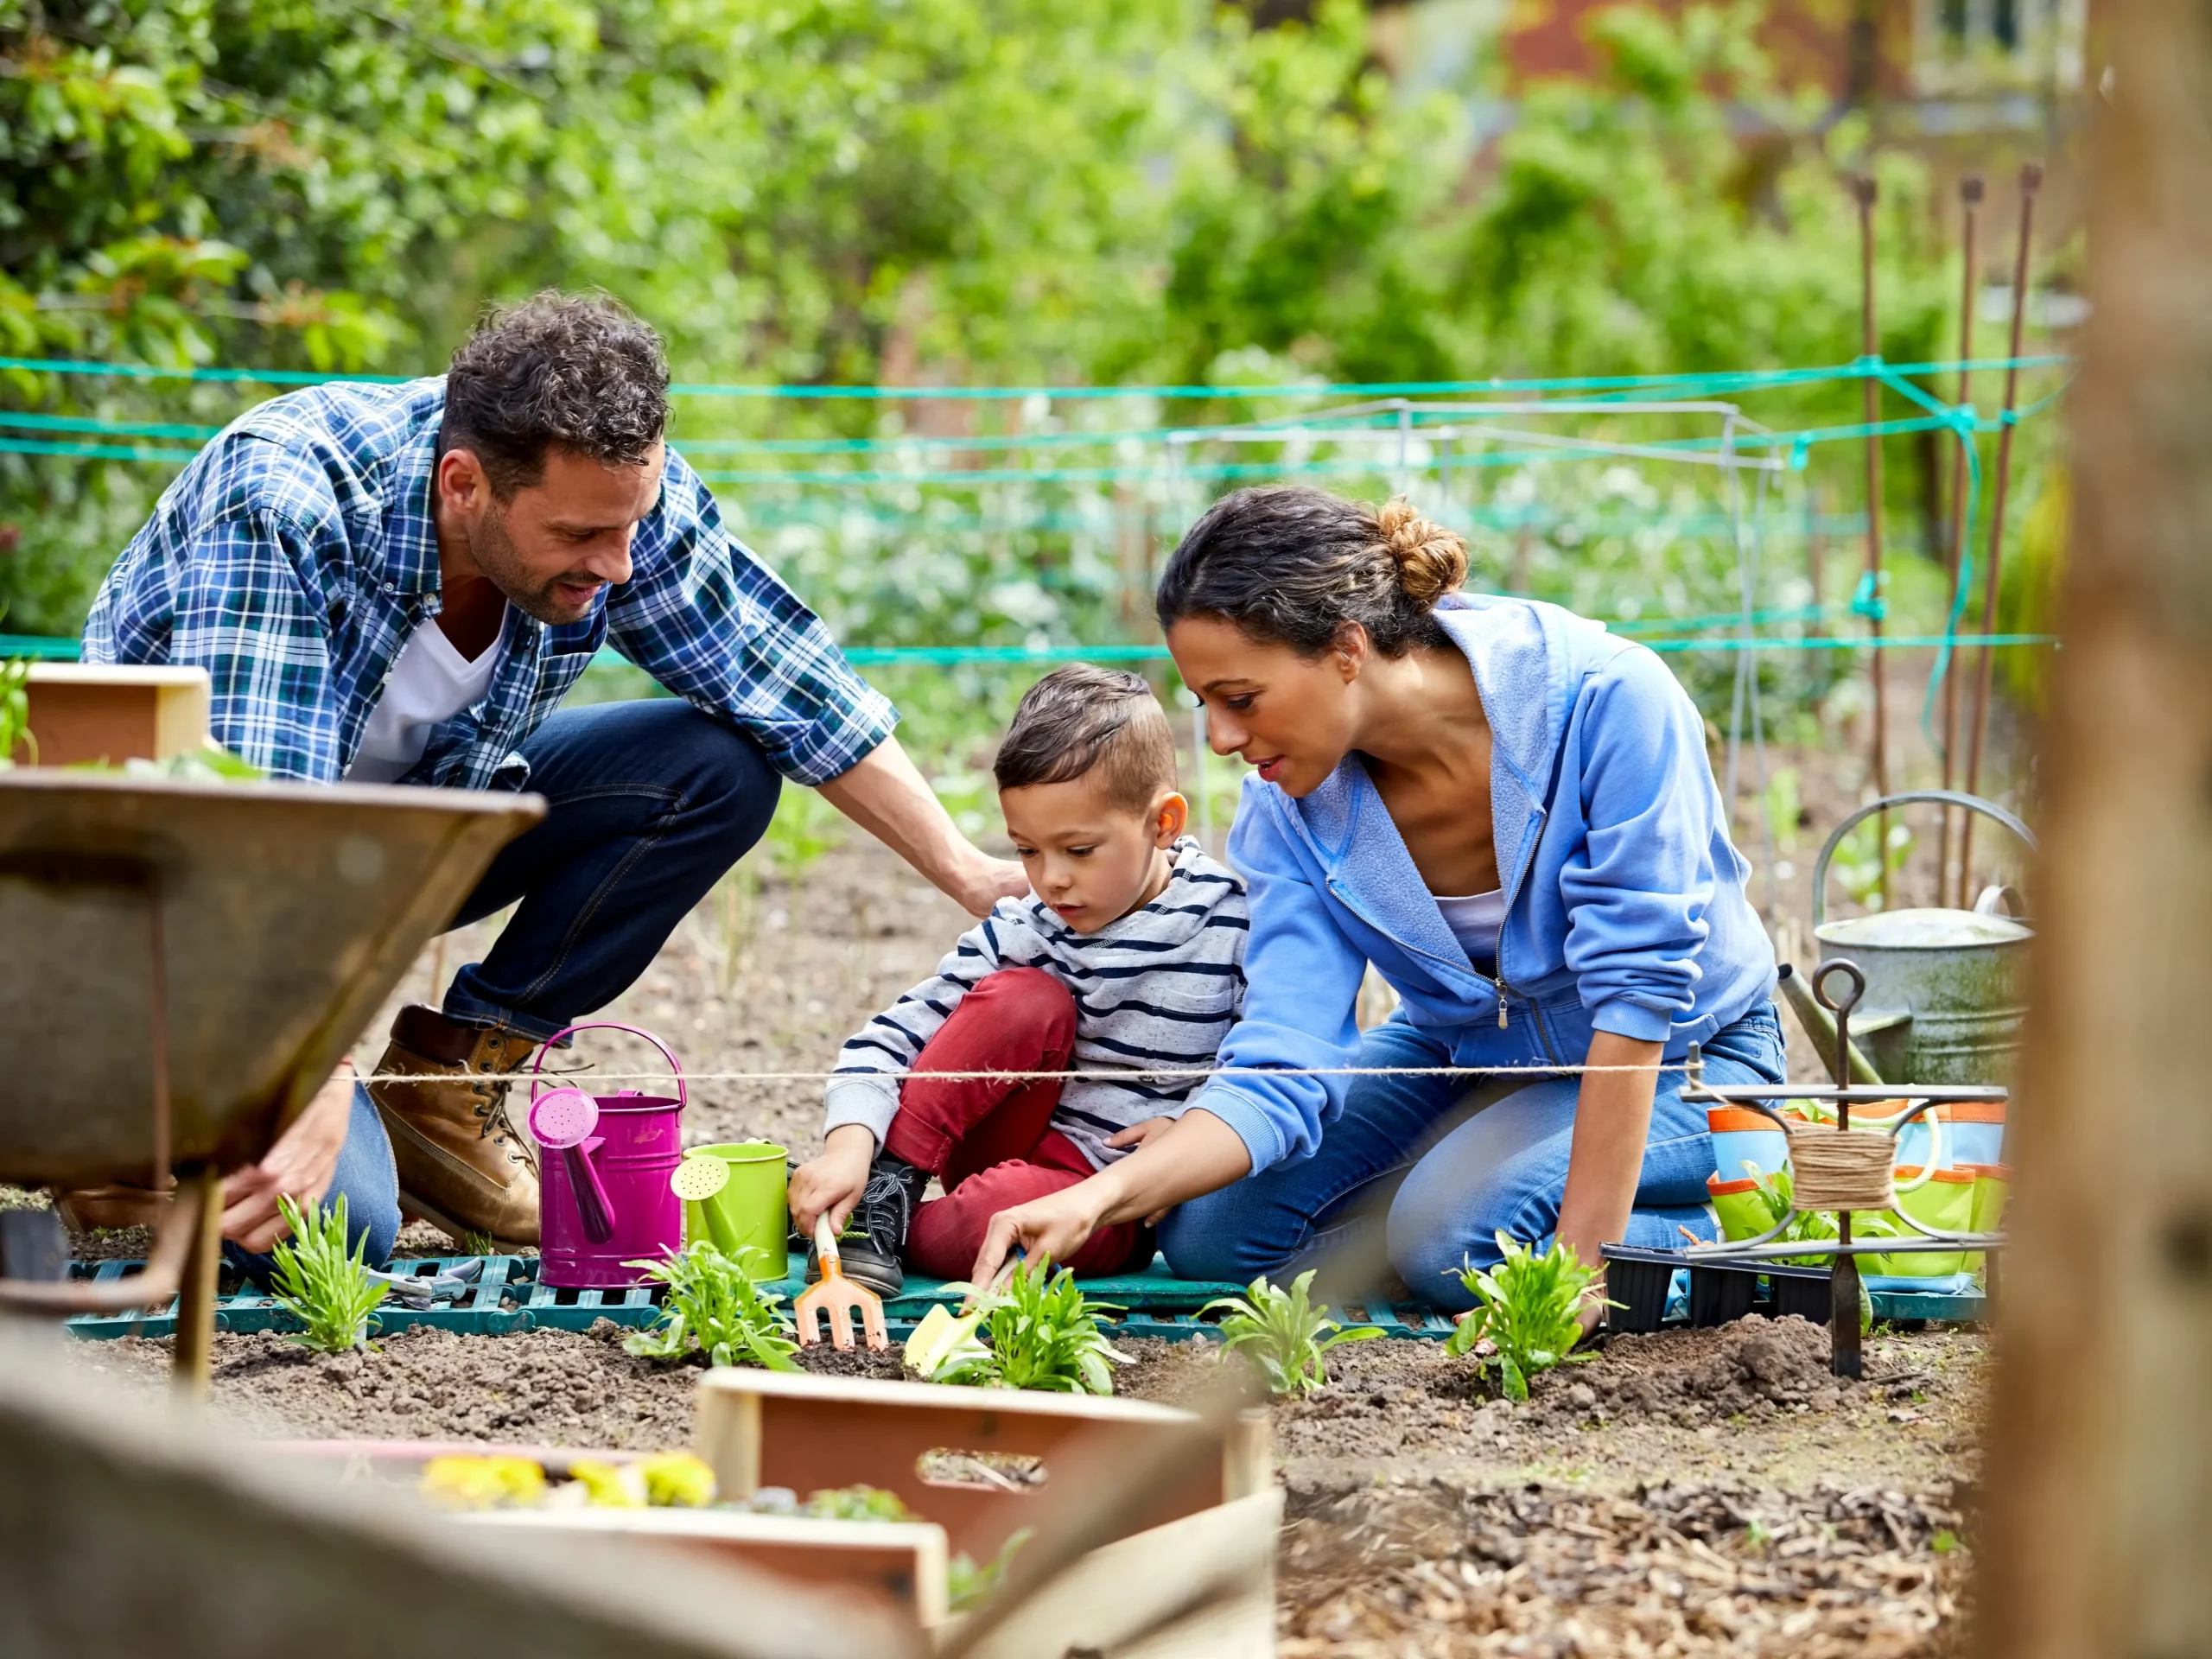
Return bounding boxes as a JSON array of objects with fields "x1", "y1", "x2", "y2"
[{"x1": 1167, "y1": 615, "x2": 1361, "y2": 798}]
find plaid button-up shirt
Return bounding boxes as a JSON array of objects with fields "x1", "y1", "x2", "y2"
[{"x1": 82, "y1": 377, "x2": 897, "y2": 789}]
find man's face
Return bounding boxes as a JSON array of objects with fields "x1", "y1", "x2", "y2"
[{"x1": 438, "y1": 442, "x2": 666, "y2": 626}]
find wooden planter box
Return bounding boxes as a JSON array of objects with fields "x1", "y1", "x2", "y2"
[
  {"x1": 457, "y1": 1371, "x2": 1282, "y2": 1656},
  {"x1": 16, "y1": 664, "x2": 209, "y2": 767}
]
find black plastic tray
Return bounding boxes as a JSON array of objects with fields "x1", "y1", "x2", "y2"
[{"x1": 1601, "y1": 1244, "x2": 1834, "y2": 1333}]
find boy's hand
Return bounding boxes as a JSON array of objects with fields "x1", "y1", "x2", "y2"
[
  {"x1": 1103, "y1": 1117, "x2": 1177, "y2": 1154},
  {"x1": 790, "y1": 1125, "x2": 876, "y2": 1238}
]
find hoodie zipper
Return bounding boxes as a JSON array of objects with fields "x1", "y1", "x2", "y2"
[{"x1": 1487, "y1": 804, "x2": 1548, "y2": 1031}]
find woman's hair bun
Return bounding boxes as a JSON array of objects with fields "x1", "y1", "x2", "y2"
[{"x1": 1374, "y1": 499, "x2": 1468, "y2": 607}]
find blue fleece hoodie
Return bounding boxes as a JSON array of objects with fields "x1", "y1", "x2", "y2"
[{"x1": 1192, "y1": 592, "x2": 1777, "y2": 1174}]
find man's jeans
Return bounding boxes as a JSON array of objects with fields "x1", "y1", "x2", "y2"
[
  {"x1": 1159, "y1": 1002, "x2": 1787, "y2": 1310},
  {"x1": 232, "y1": 701, "x2": 781, "y2": 1278}
]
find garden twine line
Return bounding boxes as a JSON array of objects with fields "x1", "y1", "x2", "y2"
[{"x1": 371, "y1": 1063, "x2": 1698, "y2": 1086}]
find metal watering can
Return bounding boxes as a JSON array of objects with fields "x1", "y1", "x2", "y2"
[
  {"x1": 525, "y1": 1022, "x2": 687, "y2": 1290},
  {"x1": 1809, "y1": 789, "x2": 2037, "y2": 1088}
]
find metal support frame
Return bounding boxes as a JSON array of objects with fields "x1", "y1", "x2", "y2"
[{"x1": 1679, "y1": 955, "x2": 2008, "y2": 1376}]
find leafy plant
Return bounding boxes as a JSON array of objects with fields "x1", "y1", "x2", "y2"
[
  {"x1": 804, "y1": 1484, "x2": 913, "y2": 1522},
  {"x1": 624, "y1": 1240, "x2": 802, "y2": 1372},
  {"x1": 1831, "y1": 817, "x2": 1916, "y2": 913},
  {"x1": 1200, "y1": 1269, "x2": 1383, "y2": 1397},
  {"x1": 948, "y1": 1527, "x2": 1033, "y2": 1612},
  {"x1": 0, "y1": 658, "x2": 32, "y2": 766},
  {"x1": 270, "y1": 1193, "x2": 389, "y2": 1354},
  {"x1": 1444, "y1": 1233, "x2": 1614, "y2": 1402},
  {"x1": 931, "y1": 1256, "x2": 1129, "y2": 1395}
]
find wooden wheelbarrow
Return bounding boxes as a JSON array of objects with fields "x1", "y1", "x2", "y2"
[{"x1": 0, "y1": 769, "x2": 540, "y2": 1389}]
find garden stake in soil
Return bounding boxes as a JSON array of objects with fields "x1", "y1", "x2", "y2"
[
  {"x1": 1854, "y1": 173, "x2": 1890, "y2": 906},
  {"x1": 1817, "y1": 958, "x2": 1867, "y2": 1379},
  {"x1": 1941, "y1": 174, "x2": 1984, "y2": 906},
  {"x1": 1961, "y1": 160, "x2": 2044, "y2": 897}
]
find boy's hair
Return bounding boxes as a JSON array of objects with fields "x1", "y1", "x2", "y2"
[{"x1": 994, "y1": 664, "x2": 1178, "y2": 814}]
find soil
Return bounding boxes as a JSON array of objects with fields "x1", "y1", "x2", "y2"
[
  {"x1": 70, "y1": 1313, "x2": 1983, "y2": 1656},
  {"x1": 41, "y1": 710, "x2": 2001, "y2": 1653}
]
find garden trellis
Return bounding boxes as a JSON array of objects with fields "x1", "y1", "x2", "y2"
[{"x1": 1, "y1": 351, "x2": 2066, "y2": 887}]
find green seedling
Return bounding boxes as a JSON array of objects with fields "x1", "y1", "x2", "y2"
[
  {"x1": 931, "y1": 1255, "x2": 1129, "y2": 1395},
  {"x1": 625, "y1": 1239, "x2": 802, "y2": 1372},
  {"x1": 1445, "y1": 1232, "x2": 1614, "y2": 1402},
  {"x1": 948, "y1": 1527, "x2": 1033, "y2": 1612},
  {"x1": 270, "y1": 1193, "x2": 389, "y2": 1353},
  {"x1": 1200, "y1": 1269, "x2": 1383, "y2": 1397}
]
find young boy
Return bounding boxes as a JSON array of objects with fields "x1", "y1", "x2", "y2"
[{"x1": 789, "y1": 664, "x2": 1249, "y2": 1294}]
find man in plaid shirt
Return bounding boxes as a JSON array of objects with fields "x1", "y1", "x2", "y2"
[{"x1": 78, "y1": 293, "x2": 1023, "y2": 1265}]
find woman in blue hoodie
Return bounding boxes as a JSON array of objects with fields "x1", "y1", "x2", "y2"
[{"x1": 966, "y1": 486, "x2": 1782, "y2": 1315}]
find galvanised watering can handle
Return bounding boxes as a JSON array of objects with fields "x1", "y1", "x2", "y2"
[
  {"x1": 528, "y1": 1021, "x2": 689, "y2": 1113},
  {"x1": 1809, "y1": 790, "x2": 2037, "y2": 931}
]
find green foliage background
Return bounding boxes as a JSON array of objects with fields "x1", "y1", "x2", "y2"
[{"x1": 0, "y1": 0, "x2": 2066, "y2": 796}]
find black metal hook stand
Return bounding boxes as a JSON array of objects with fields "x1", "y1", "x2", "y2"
[{"x1": 1657, "y1": 954, "x2": 2010, "y2": 1377}]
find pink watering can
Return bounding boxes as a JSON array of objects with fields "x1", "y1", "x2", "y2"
[{"x1": 526, "y1": 1022, "x2": 687, "y2": 1290}]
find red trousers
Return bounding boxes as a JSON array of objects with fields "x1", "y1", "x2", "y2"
[{"x1": 883, "y1": 967, "x2": 1150, "y2": 1281}]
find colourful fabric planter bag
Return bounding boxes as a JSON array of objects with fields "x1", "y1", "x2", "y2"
[
  {"x1": 1707, "y1": 1173, "x2": 1774, "y2": 1243},
  {"x1": 1948, "y1": 1101, "x2": 2007, "y2": 1171},
  {"x1": 1707, "y1": 1106, "x2": 1789, "y2": 1188},
  {"x1": 1869, "y1": 1166, "x2": 1977, "y2": 1276}
]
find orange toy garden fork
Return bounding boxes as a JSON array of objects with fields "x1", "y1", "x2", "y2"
[{"x1": 796, "y1": 1213, "x2": 890, "y2": 1351}]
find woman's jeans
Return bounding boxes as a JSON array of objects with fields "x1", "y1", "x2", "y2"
[
  {"x1": 1159, "y1": 1002, "x2": 1787, "y2": 1310},
  {"x1": 228, "y1": 700, "x2": 779, "y2": 1282}
]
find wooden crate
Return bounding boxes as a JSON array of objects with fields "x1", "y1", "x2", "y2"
[
  {"x1": 463, "y1": 1509, "x2": 952, "y2": 1627},
  {"x1": 694, "y1": 1368, "x2": 1270, "y2": 1560},
  {"x1": 19, "y1": 664, "x2": 210, "y2": 766}
]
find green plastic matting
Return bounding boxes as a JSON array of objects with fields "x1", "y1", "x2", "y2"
[{"x1": 60, "y1": 1250, "x2": 1981, "y2": 1343}]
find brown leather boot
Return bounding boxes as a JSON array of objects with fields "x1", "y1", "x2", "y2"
[{"x1": 366, "y1": 1006, "x2": 543, "y2": 1247}]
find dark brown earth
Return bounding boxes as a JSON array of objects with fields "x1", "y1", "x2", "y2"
[
  {"x1": 70, "y1": 1313, "x2": 1983, "y2": 1656},
  {"x1": 41, "y1": 711, "x2": 1999, "y2": 1654}
]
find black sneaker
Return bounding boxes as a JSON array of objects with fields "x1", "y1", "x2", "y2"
[{"x1": 806, "y1": 1154, "x2": 928, "y2": 1297}]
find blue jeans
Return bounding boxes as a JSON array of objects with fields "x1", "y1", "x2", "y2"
[
  {"x1": 1160, "y1": 1002, "x2": 1786, "y2": 1310},
  {"x1": 232, "y1": 700, "x2": 780, "y2": 1281}
]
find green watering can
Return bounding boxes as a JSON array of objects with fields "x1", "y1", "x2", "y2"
[{"x1": 1808, "y1": 789, "x2": 2037, "y2": 1088}]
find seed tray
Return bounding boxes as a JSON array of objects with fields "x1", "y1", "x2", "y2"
[
  {"x1": 65, "y1": 1249, "x2": 1468, "y2": 1344},
  {"x1": 1601, "y1": 1244, "x2": 1987, "y2": 1333},
  {"x1": 62, "y1": 1255, "x2": 663, "y2": 1341}
]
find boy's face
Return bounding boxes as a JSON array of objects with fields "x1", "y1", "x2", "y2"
[{"x1": 1000, "y1": 773, "x2": 1187, "y2": 933}]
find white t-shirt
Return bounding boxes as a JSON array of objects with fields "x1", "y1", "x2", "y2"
[
  {"x1": 1433, "y1": 887, "x2": 1507, "y2": 967},
  {"x1": 345, "y1": 613, "x2": 505, "y2": 784}
]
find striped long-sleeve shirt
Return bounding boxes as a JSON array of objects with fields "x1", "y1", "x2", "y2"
[{"x1": 824, "y1": 838, "x2": 1249, "y2": 1169}]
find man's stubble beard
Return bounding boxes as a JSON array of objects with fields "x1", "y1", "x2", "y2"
[{"x1": 470, "y1": 501, "x2": 599, "y2": 626}]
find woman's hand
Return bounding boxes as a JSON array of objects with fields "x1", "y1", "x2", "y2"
[
  {"x1": 219, "y1": 1062, "x2": 356, "y2": 1252},
  {"x1": 969, "y1": 1182, "x2": 1116, "y2": 1293},
  {"x1": 790, "y1": 1125, "x2": 876, "y2": 1238},
  {"x1": 967, "y1": 1108, "x2": 1255, "y2": 1289}
]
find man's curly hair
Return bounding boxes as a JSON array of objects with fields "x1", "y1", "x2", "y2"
[{"x1": 438, "y1": 290, "x2": 670, "y2": 497}]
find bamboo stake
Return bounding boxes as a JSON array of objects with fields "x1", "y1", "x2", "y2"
[
  {"x1": 1939, "y1": 175, "x2": 1984, "y2": 906},
  {"x1": 1959, "y1": 162, "x2": 2043, "y2": 896},
  {"x1": 1854, "y1": 175, "x2": 1888, "y2": 905}
]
